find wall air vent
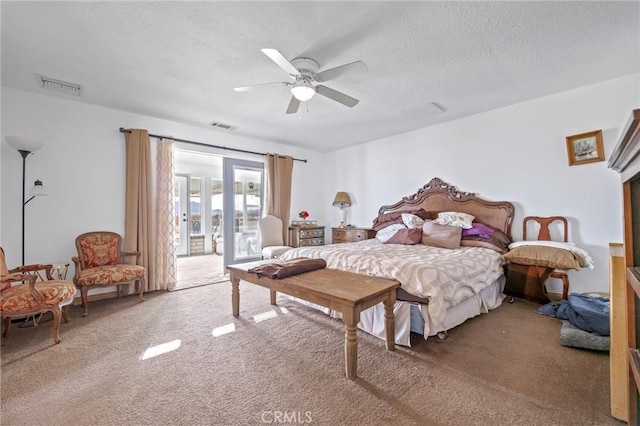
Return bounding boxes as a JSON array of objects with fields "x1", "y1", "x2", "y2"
[
  {"x1": 210, "y1": 121, "x2": 236, "y2": 130},
  {"x1": 36, "y1": 74, "x2": 82, "y2": 96}
]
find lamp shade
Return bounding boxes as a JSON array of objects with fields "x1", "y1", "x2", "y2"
[
  {"x1": 28, "y1": 179, "x2": 48, "y2": 197},
  {"x1": 4, "y1": 136, "x2": 44, "y2": 153},
  {"x1": 332, "y1": 191, "x2": 351, "y2": 207}
]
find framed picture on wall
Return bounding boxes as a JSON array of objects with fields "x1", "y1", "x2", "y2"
[{"x1": 566, "y1": 130, "x2": 605, "y2": 166}]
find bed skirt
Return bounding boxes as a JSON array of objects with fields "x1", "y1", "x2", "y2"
[{"x1": 285, "y1": 275, "x2": 506, "y2": 347}]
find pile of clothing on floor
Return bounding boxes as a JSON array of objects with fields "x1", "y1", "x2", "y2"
[{"x1": 537, "y1": 293, "x2": 610, "y2": 351}]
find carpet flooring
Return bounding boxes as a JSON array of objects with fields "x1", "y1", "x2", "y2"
[
  {"x1": 176, "y1": 254, "x2": 227, "y2": 290},
  {"x1": 1, "y1": 282, "x2": 622, "y2": 426}
]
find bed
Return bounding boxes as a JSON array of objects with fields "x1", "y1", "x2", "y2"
[{"x1": 279, "y1": 177, "x2": 515, "y2": 346}]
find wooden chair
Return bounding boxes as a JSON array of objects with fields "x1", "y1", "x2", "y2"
[
  {"x1": 258, "y1": 215, "x2": 292, "y2": 259},
  {"x1": 0, "y1": 247, "x2": 76, "y2": 344},
  {"x1": 72, "y1": 231, "x2": 147, "y2": 317},
  {"x1": 523, "y1": 216, "x2": 570, "y2": 299}
]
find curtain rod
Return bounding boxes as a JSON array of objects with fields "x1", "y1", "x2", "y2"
[{"x1": 119, "y1": 128, "x2": 307, "y2": 163}]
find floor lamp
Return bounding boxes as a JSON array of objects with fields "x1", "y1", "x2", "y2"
[{"x1": 4, "y1": 136, "x2": 48, "y2": 265}]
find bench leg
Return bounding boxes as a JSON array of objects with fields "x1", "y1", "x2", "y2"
[
  {"x1": 342, "y1": 308, "x2": 360, "y2": 379},
  {"x1": 383, "y1": 291, "x2": 396, "y2": 351},
  {"x1": 230, "y1": 274, "x2": 240, "y2": 317}
]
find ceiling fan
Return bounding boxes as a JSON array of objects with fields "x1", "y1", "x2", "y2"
[{"x1": 234, "y1": 48, "x2": 367, "y2": 114}]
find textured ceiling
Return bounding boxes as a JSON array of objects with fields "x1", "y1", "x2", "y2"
[{"x1": 2, "y1": 1, "x2": 639, "y2": 152}]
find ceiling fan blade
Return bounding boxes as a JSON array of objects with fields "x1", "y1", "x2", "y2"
[
  {"x1": 286, "y1": 96, "x2": 300, "y2": 114},
  {"x1": 234, "y1": 82, "x2": 289, "y2": 92},
  {"x1": 315, "y1": 60, "x2": 368, "y2": 83},
  {"x1": 261, "y1": 48, "x2": 301, "y2": 77},
  {"x1": 315, "y1": 85, "x2": 359, "y2": 108}
]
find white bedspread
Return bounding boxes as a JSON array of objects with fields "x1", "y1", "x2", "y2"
[{"x1": 278, "y1": 239, "x2": 504, "y2": 325}]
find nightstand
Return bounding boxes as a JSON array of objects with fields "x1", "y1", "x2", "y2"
[
  {"x1": 332, "y1": 227, "x2": 376, "y2": 244},
  {"x1": 289, "y1": 225, "x2": 325, "y2": 248}
]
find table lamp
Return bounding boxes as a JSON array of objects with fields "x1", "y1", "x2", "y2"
[{"x1": 332, "y1": 191, "x2": 351, "y2": 228}]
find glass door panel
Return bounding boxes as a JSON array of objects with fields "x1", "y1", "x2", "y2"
[
  {"x1": 175, "y1": 174, "x2": 189, "y2": 256},
  {"x1": 222, "y1": 158, "x2": 263, "y2": 267},
  {"x1": 211, "y1": 179, "x2": 223, "y2": 254}
]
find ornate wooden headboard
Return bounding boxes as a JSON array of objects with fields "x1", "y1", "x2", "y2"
[{"x1": 378, "y1": 177, "x2": 515, "y2": 236}]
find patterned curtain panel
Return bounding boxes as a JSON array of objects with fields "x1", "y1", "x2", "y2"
[
  {"x1": 155, "y1": 139, "x2": 176, "y2": 290},
  {"x1": 124, "y1": 129, "x2": 155, "y2": 293},
  {"x1": 265, "y1": 153, "x2": 294, "y2": 244}
]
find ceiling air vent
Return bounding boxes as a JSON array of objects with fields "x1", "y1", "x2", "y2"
[
  {"x1": 36, "y1": 74, "x2": 82, "y2": 96},
  {"x1": 210, "y1": 121, "x2": 236, "y2": 130}
]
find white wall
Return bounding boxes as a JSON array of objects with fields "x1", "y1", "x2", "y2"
[
  {"x1": 4, "y1": 74, "x2": 638, "y2": 295},
  {"x1": 326, "y1": 74, "x2": 640, "y2": 294},
  {"x1": 0, "y1": 88, "x2": 329, "y2": 277}
]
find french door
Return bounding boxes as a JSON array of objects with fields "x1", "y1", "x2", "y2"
[{"x1": 222, "y1": 158, "x2": 264, "y2": 268}]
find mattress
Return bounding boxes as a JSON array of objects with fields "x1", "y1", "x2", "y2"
[{"x1": 278, "y1": 239, "x2": 504, "y2": 326}]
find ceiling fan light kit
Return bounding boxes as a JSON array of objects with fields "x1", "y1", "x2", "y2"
[
  {"x1": 235, "y1": 48, "x2": 367, "y2": 114},
  {"x1": 291, "y1": 79, "x2": 315, "y2": 101}
]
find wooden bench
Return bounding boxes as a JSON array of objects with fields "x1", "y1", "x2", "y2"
[{"x1": 227, "y1": 261, "x2": 400, "y2": 379}]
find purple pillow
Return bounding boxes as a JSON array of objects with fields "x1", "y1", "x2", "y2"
[{"x1": 461, "y1": 222, "x2": 496, "y2": 239}]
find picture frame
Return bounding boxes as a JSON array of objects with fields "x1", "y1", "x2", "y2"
[{"x1": 565, "y1": 130, "x2": 605, "y2": 166}]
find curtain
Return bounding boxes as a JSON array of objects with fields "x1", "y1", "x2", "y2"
[
  {"x1": 124, "y1": 129, "x2": 156, "y2": 293},
  {"x1": 265, "y1": 153, "x2": 294, "y2": 244},
  {"x1": 155, "y1": 138, "x2": 177, "y2": 290}
]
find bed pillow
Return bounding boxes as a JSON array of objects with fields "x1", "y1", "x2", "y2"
[
  {"x1": 433, "y1": 211, "x2": 475, "y2": 229},
  {"x1": 375, "y1": 223, "x2": 406, "y2": 242},
  {"x1": 384, "y1": 228, "x2": 423, "y2": 245},
  {"x1": 509, "y1": 241, "x2": 594, "y2": 269},
  {"x1": 401, "y1": 213, "x2": 425, "y2": 229},
  {"x1": 462, "y1": 222, "x2": 496, "y2": 239},
  {"x1": 421, "y1": 222, "x2": 462, "y2": 249},
  {"x1": 371, "y1": 208, "x2": 431, "y2": 231},
  {"x1": 461, "y1": 226, "x2": 512, "y2": 254},
  {"x1": 502, "y1": 246, "x2": 580, "y2": 270}
]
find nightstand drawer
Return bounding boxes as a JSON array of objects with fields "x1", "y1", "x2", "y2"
[
  {"x1": 300, "y1": 228, "x2": 324, "y2": 238},
  {"x1": 300, "y1": 238, "x2": 324, "y2": 246},
  {"x1": 332, "y1": 227, "x2": 376, "y2": 244}
]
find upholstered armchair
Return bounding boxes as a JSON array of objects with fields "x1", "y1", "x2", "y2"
[
  {"x1": 72, "y1": 231, "x2": 147, "y2": 317},
  {"x1": 1, "y1": 247, "x2": 76, "y2": 344}
]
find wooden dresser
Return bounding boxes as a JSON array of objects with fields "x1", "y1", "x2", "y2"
[
  {"x1": 332, "y1": 227, "x2": 376, "y2": 244},
  {"x1": 608, "y1": 108, "x2": 640, "y2": 423},
  {"x1": 289, "y1": 225, "x2": 325, "y2": 248}
]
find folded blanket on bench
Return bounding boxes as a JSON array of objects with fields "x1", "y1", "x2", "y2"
[{"x1": 248, "y1": 257, "x2": 327, "y2": 279}]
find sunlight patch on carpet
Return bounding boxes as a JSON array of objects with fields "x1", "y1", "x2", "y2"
[
  {"x1": 253, "y1": 310, "x2": 278, "y2": 323},
  {"x1": 279, "y1": 307, "x2": 289, "y2": 314},
  {"x1": 212, "y1": 323, "x2": 236, "y2": 337},
  {"x1": 141, "y1": 339, "x2": 181, "y2": 360}
]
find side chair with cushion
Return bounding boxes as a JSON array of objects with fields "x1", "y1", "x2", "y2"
[
  {"x1": 258, "y1": 215, "x2": 292, "y2": 259},
  {"x1": 523, "y1": 216, "x2": 571, "y2": 299},
  {"x1": 0, "y1": 247, "x2": 76, "y2": 344},
  {"x1": 72, "y1": 231, "x2": 147, "y2": 317}
]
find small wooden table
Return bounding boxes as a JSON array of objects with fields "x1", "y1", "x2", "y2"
[{"x1": 227, "y1": 261, "x2": 400, "y2": 379}]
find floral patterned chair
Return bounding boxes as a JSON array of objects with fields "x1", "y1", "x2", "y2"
[
  {"x1": 72, "y1": 231, "x2": 147, "y2": 317},
  {"x1": 0, "y1": 247, "x2": 76, "y2": 344}
]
